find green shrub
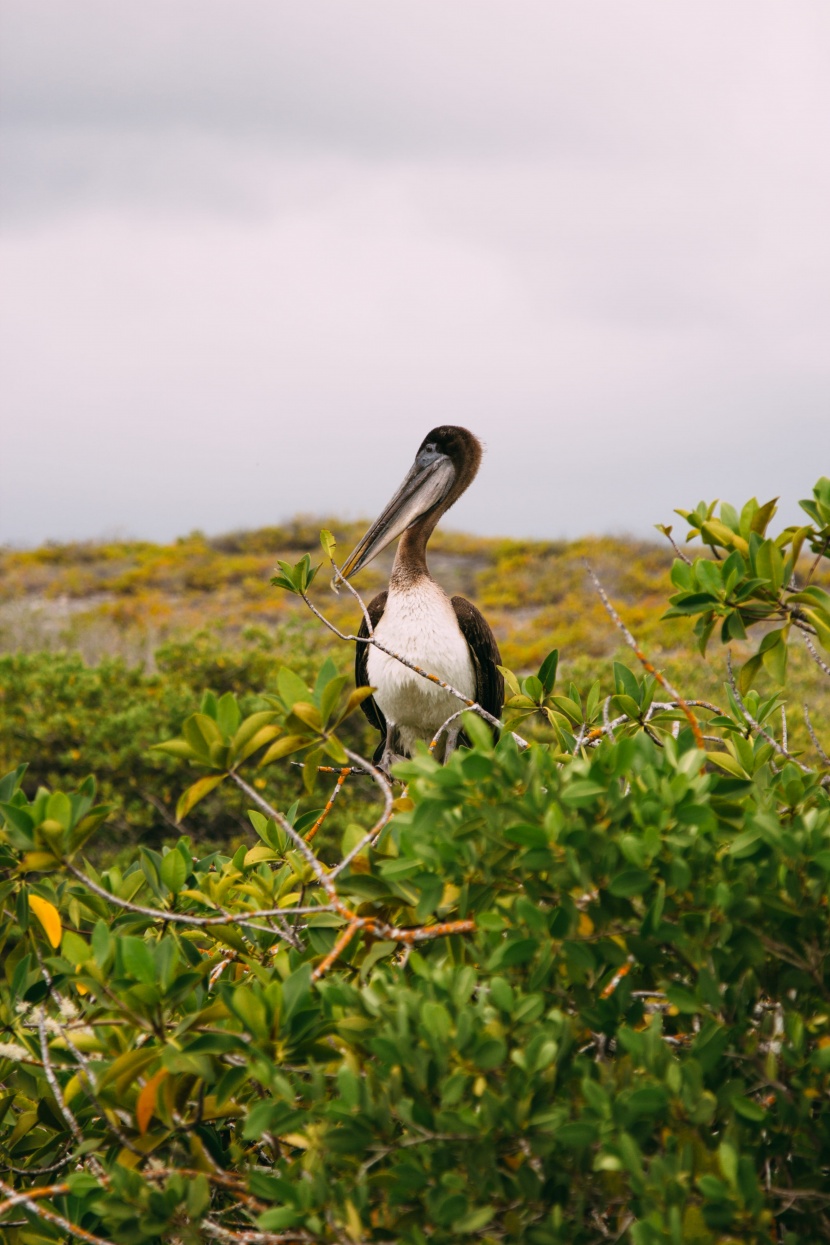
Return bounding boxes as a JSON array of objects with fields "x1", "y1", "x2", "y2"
[{"x1": 1, "y1": 482, "x2": 829, "y2": 1243}]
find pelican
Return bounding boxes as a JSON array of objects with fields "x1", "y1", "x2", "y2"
[{"x1": 340, "y1": 426, "x2": 503, "y2": 769}]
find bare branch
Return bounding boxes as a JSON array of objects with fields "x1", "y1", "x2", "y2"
[
  {"x1": 584, "y1": 561, "x2": 704, "y2": 749},
  {"x1": 229, "y1": 772, "x2": 339, "y2": 902},
  {"x1": 0, "y1": 1176, "x2": 114, "y2": 1245},
  {"x1": 602, "y1": 696, "x2": 617, "y2": 741},
  {"x1": 64, "y1": 861, "x2": 328, "y2": 936},
  {"x1": 658, "y1": 526, "x2": 693, "y2": 566},
  {"x1": 801, "y1": 629, "x2": 830, "y2": 677},
  {"x1": 429, "y1": 707, "x2": 468, "y2": 753},
  {"x1": 725, "y1": 651, "x2": 818, "y2": 779},
  {"x1": 329, "y1": 748, "x2": 394, "y2": 878},
  {"x1": 330, "y1": 557, "x2": 374, "y2": 635},
  {"x1": 804, "y1": 704, "x2": 830, "y2": 768},
  {"x1": 303, "y1": 766, "x2": 351, "y2": 843},
  {"x1": 36, "y1": 1008, "x2": 86, "y2": 1150}
]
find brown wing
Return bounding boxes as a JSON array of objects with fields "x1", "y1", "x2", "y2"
[
  {"x1": 451, "y1": 596, "x2": 504, "y2": 722},
  {"x1": 356, "y1": 591, "x2": 388, "y2": 746}
]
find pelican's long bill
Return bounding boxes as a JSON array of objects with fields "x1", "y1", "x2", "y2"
[{"x1": 340, "y1": 454, "x2": 455, "y2": 578}]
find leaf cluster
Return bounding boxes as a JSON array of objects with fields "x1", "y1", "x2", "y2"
[{"x1": 662, "y1": 479, "x2": 830, "y2": 691}]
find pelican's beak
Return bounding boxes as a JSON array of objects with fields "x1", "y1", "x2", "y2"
[{"x1": 340, "y1": 454, "x2": 455, "y2": 578}]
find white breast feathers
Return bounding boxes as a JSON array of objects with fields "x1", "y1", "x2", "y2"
[{"x1": 366, "y1": 580, "x2": 476, "y2": 755}]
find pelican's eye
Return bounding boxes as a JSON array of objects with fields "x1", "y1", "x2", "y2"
[{"x1": 416, "y1": 441, "x2": 442, "y2": 469}]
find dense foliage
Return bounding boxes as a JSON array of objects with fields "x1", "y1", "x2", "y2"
[{"x1": 1, "y1": 482, "x2": 829, "y2": 1243}]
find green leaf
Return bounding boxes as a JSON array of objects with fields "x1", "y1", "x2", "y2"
[
  {"x1": 176, "y1": 773, "x2": 226, "y2": 821},
  {"x1": 282, "y1": 964, "x2": 312, "y2": 1020},
  {"x1": 160, "y1": 849, "x2": 187, "y2": 894},
  {"x1": 707, "y1": 752, "x2": 749, "y2": 779},
  {"x1": 538, "y1": 648, "x2": 559, "y2": 693},
  {"x1": 151, "y1": 738, "x2": 199, "y2": 760},
  {"x1": 235, "y1": 724, "x2": 283, "y2": 765},
  {"x1": 738, "y1": 654, "x2": 764, "y2": 694},
  {"x1": 216, "y1": 692, "x2": 242, "y2": 738},
  {"x1": 278, "y1": 667, "x2": 310, "y2": 708},
  {"x1": 731, "y1": 1095, "x2": 766, "y2": 1122},
  {"x1": 608, "y1": 869, "x2": 651, "y2": 897},
  {"x1": 121, "y1": 936, "x2": 155, "y2": 984},
  {"x1": 453, "y1": 1206, "x2": 494, "y2": 1234},
  {"x1": 182, "y1": 713, "x2": 224, "y2": 761}
]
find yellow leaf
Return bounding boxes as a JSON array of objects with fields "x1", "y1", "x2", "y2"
[
  {"x1": 320, "y1": 529, "x2": 337, "y2": 560},
  {"x1": 136, "y1": 1068, "x2": 167, "y2": 1135},
  {"x1": 336, "y1": 686, "x2": 376, "y2": 722},
  {"x1": 243, "y1": 844, "x2": 279, "y2": 867},
  {"x1": 701, "y1": 519, "x2": 749, "y2": 555},
  {"x1": 29, "y1": 895, "x2": 62, "y2": 948},
  {"x1": 64, "y1": 1074, "x2": 83, "y2": 1105},
  {"x1": 176, "y1": 773, "x2": 226, "y2": 822},
  {"x1": 344, "y1": 1199, "x2": 363, "y2": 1242},
  {"x1": 706, "y1": 752, "x2": 749, "y2": 779},
  {"x1": 290, "y1": 701, "x2": 323, "y2": 730},
  {"x1": 259, "y1": 734, "x2": 309, "y2": 766},
  {"x1": 578, "y1": 912, "x2": 594, "y2": 937},
  {"x1": 19, "y1": 852, "x2": 58, "y2": 872}
]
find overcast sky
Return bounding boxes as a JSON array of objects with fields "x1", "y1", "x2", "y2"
[{"x1": 1, "y1": 1, "x2": 828, "y2": 548}]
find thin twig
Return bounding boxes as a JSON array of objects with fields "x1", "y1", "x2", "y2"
[
  {"x1": 329, "y1": 748, "x2": 394, "y2": 877},
  {"x1": 602, "y1": 696, "x2": 617, "y2": 741},
  {"x1": 0, "y1": 1177, "x2": 113, "y2": 1245},
  {"x1": 584, "y1": 562, "x2": 704, "y2": 749},
  {"x1": 229, "y1": 772, "x2": 338, "y2": 901},
  {"x1": 303, "y1": 767, "x2": 351, "y2": 842},
  {"x1": 330, "y1": 558, "x2": 374, "y2": 636},
  {"x1": 726, "y1": 651, "x2": 815, "y2": 778},
  {"x1": 37, "y1": 1006, "x2": 104, "y2": 1178},
  {"x1": 429, "y1": 707, "x2": 468, "y2": 753},
  {"x1": 64, "y1": 861, "x2": 331, "y2": 934},
  {"x1": 801, "y1": 629, "x2": 830, "y2": 677},
  {"x1": 4, "y1": 1152, "x2": 74, "y2": 1177},
  {"x1": 52, "y1": 1010, "x2": 143, "y2": 1157},
  {"x1": 804, "y1": 704, "x2": 830, "y2": 768},
  {"x1": 0, "y1": 1181, "x2": 70, "y2": 1216},
  {"x1": 201, "y1": 1224, "x2": 323, "y2": 1244},
  {"x1": 658, "y1": 526, "x2": 693, "y2": 566},
  {"x1": 231, "y1": 771, "x2": 474, "y2": 976},
  {"x1": 803, "y1": 532, "x2": 830, "y2": 588}
]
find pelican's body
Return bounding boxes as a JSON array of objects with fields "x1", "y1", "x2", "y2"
[
  {"x1": 367, "y1": 578, "x2": 477, "y2": 757},
  {"x1": 341, "y1": 426, "x2": 503, "y2": 769}
]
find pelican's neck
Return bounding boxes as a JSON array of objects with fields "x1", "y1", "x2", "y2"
[{"x1": 390, "y1": 519, "x2": 435, "y2": 591}]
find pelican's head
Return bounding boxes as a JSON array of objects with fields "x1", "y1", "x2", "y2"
[{"x1": 340, "y1": 426, "x2": 482, "y2": 578}]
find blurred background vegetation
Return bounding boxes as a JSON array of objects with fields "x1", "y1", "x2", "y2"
[{"x1": 2, "y1": 520, "x2": 827, "y2": 858}]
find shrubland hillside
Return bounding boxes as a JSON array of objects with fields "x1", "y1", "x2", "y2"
[{"x1": 1, "y1": 520, "x2": 827, "y2": 855}]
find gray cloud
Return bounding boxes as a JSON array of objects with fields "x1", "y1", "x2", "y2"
[{"x1": 1, "y1": 1, "x2": 828, "y2": 546}]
